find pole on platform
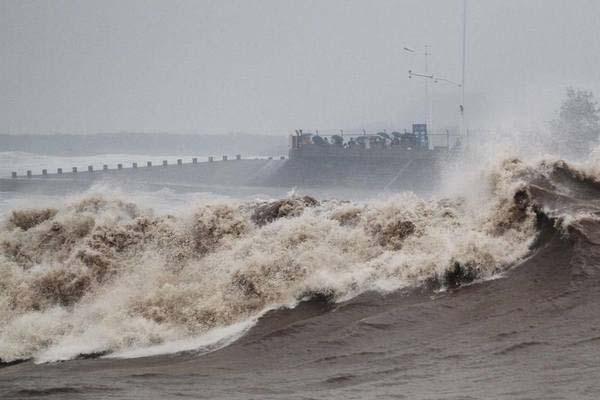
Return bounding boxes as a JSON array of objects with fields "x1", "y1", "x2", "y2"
[
  {"x1": 460, "y1": 0, "x2": 467, "y2": 138},
  {"x1": 424, "y1": 45, "x2": 433, "y2": 134}
]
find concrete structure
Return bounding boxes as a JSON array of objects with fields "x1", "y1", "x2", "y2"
[
  {"x1": 1, "y1": 156, "x2": 288, "y2": 193},
  {"x1": 1, "y1": 132, "x2": 456, "y2": 193},
  {"x1": 279, "y1": 126, "x2": 462, "y2": 191}
]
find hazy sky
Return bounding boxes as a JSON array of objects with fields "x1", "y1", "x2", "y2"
[{"x1": 2, "y1": 0, "x2": 600, "y2": 134}]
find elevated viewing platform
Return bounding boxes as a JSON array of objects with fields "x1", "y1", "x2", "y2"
[
  {"x1": 1, "y1": 125, "x2": 464, "y2": 193},
  {"x1": 272, "y1": 125, "x2": 462, "y2": 190},
  {"x1": 288, "y1": 125, "x2": 460, "y2": 160}
]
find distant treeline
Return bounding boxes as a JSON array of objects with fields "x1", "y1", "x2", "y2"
[{"x1": 0, "y1": 133, "x2": 289, "y2": 156}]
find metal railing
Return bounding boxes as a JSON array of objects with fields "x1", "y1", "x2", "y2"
[{"x1": 292, "y1": 129, "x2": 464, "y2": 150}]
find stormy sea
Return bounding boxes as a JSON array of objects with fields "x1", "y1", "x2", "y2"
[{"x1": 1, "y1": 152, "x2": 600, "y2": 399}]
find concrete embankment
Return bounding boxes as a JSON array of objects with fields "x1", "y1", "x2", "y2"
[
  {"x1": 1, "y1": 149, "x2": 446, "y2": 194},
  {"x1": 271, "y1": 145, "x2": 447, "y2": 191},
  {"x1": 0, "y1": 158, "x2": 287, "y2": 193}
]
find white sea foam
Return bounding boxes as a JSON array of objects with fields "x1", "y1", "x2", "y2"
[
  {"x1": 104, "y1": 317, "x2": 257, "y2": 360},
  {"x1": 0, "y1": 157, "x2": 558, "y2": 363}
]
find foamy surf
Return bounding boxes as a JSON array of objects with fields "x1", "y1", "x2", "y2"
[
  {"x1": 103, "y1": 317, "x2": 257, "y2": 360},
  {"x1": 5, "y1": 156, "x2": 583, "y2": 364}
]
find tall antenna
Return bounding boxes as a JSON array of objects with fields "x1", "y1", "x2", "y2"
[
  {"x1": 460, "y1": 0, "x2": 467, "y2": 137},
  {"x1": 424, "y1": 45, "x2": 433, "y2": 135},
  {"x1": 404, "y1": 45, "x2": 433, "y2": 134}
]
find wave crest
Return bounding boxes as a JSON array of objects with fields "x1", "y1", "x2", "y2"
[{"x1": 3, "y1": 157, "x2": 581, "y2": 363}]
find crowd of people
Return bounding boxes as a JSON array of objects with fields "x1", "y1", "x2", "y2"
[{"x1": 308, "y1": 131, "x2": 429, "y2": 150}]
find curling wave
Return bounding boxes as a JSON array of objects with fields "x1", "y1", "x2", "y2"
[{"x1": 2, "y1": 156, "x2": 594, "y2": 363}]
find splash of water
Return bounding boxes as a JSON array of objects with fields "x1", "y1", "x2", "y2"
[{"x1": 0, "y1": 157, "x2": 559, "y2": 363}]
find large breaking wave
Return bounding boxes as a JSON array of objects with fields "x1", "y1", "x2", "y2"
[{"x1": 2, "y1": 156, "x2": 596, "y2": 364}]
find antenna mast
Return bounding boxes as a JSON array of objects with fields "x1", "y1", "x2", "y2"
[{"x1": 460, "y1": 0, "x2": 467, "y2": 137}]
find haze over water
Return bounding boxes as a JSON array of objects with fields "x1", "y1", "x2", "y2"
[{"x1": 3, "y1": 1, "x2": 600, "y2": 399}]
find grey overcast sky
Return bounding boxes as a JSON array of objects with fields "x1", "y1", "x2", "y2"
[{"x1": 2, "y1": 0, "x2": 600, "y2": 135}]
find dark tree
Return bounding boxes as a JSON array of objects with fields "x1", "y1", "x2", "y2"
[{"x1": 551, "y1": 87, "x2": 600, "y2": 158}]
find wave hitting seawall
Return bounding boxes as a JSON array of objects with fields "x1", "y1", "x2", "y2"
[{"x1": 0, "y1": 157, "x2": 596, "y2": 365}]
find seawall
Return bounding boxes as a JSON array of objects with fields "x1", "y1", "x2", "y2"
[
  {"x1": 1, "y1": 147, "x2": 450, "y2": 194},
  {"x1": 268, "y1": 144, "x2": 449, "y2": 190},
  {"x1": 1, "y1": 158, "x2": 287, "y2": 193}
]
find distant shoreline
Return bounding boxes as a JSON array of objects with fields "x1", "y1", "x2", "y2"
[{"x1": 0, "y1": 133, "x2": 288, "y2": 156}]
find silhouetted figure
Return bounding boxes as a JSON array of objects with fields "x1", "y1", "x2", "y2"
[
  {"x1": 331, "y1": 135, "x2": 344, "y2": 146},
  {"x1": 312, "y1": 135, "x2": 326, "y2": 145},
  {"x1": 400, "y1": 131, "x2": 417, "y2": 149},
  {"x1": 356, "y1": 136, "x2": 368, "y2": 148}
]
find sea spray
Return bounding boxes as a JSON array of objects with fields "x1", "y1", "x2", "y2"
[{"x1": 0, "y1": 158, "x2": 557, "y2": 363}]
